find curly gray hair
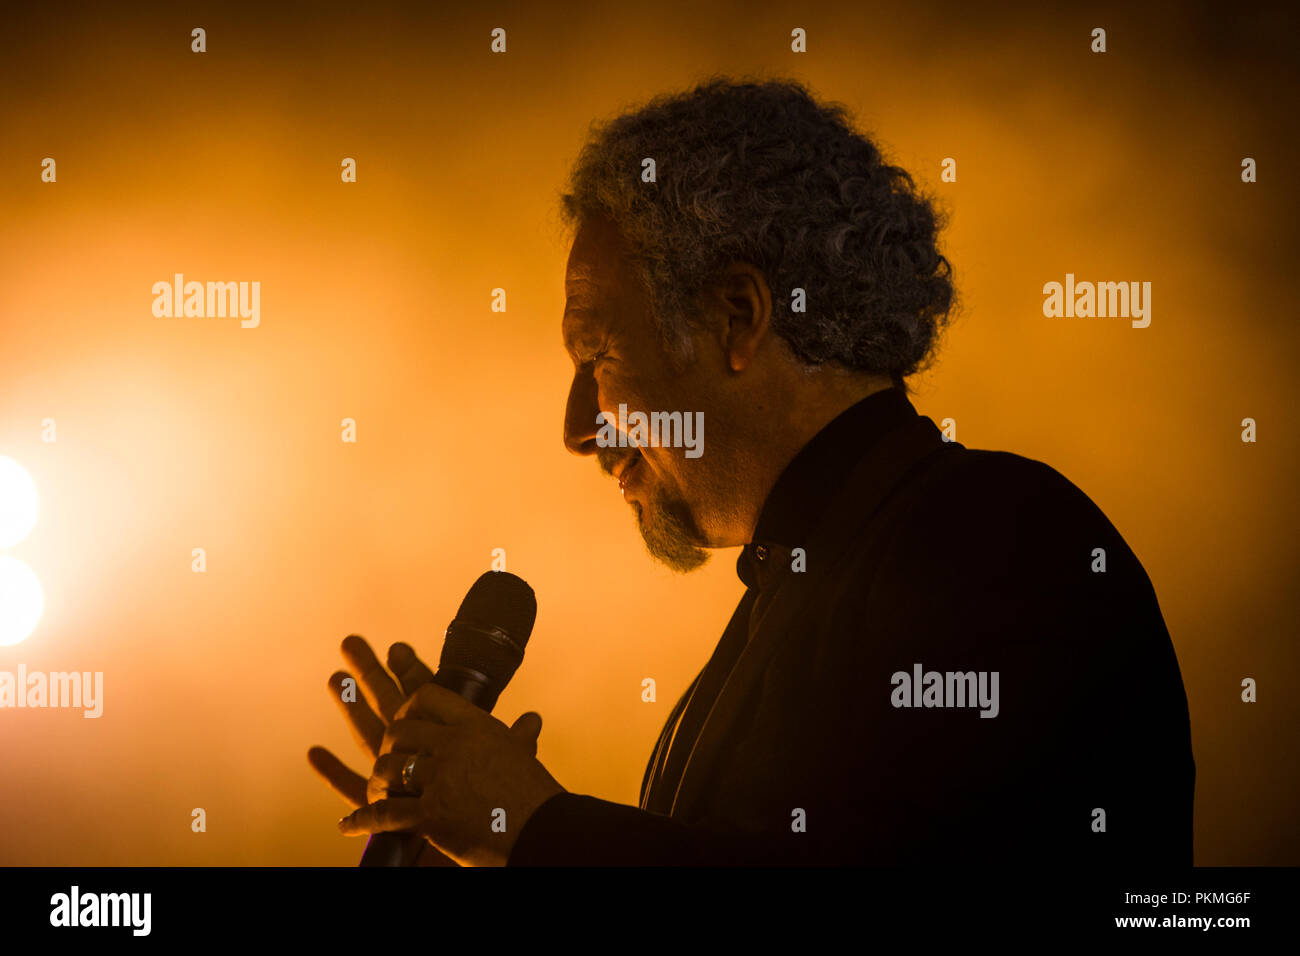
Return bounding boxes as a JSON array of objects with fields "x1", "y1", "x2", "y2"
[{"x1": 559, "y1": 75, "x2": 956, "y2": 389}]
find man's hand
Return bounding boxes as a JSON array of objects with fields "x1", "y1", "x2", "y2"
[
  {"x1": 337, "y1": 682, "x2": 566, "y2": 867},
  {"x1": 307, "y1": 635, "x2": 457, "y2": 866}
]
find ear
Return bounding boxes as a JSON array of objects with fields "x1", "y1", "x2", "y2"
[{"x1": 715, "y1": 262, "x2": 773, "y2": 373}]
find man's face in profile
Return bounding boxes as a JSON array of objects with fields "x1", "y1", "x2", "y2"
[{"x1": 561, "y1": 215, "x2": 714, "y2": 572}]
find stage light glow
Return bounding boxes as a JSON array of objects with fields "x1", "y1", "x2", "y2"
[
  {"x1": 0, "y1": 556, "x2": 44, "y2": 646},
  {"x1": 0, "y1": 457, "x2": 39, "y2": 547}
]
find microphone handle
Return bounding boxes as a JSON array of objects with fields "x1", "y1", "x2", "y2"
[
  {"x1": 358, "y1": 666, "x2": 500, "y2": 867},
  {"x1": 360, "y1": 831, "x2": 426, "y2": 867}
]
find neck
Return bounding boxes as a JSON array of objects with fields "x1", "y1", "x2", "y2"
[{"x1": 724, "y1": 373, "x2": 897, "y2": 546}]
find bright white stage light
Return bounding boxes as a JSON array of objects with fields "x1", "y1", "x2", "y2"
[
  {"x1": 0, "y1": 555, "x2": 44, "y2": 646},
  {"x1": 0, "y1": 456, "x2": 39, "y2": 548}
]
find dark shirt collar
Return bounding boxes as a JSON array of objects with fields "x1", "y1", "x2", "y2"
[{"x1": 736, "y1": 386, "x2": 918, "y2": 590}]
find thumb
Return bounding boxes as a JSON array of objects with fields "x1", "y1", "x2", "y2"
[{"x1": 509, "y1": 711, "x2": 543, "y2": 755}]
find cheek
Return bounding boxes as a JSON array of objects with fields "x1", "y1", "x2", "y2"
[
  {"x1": 596, "y1": 373, "x2": 699, "y2": 479},
  {"x1": 595, "y1": 376, "x2": 652, "y2": 427},
  {"x1": 642, "y1": 447, "x2": 691, "y2": 491}
]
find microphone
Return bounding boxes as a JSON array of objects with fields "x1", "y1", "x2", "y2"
[{"x1": 359, "y1": 570, "x2": 537, "y2": 867}]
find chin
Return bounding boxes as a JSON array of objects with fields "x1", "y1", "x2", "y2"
[{"x1": 632, "y1": 495, "x2": 711, "y2": 573}]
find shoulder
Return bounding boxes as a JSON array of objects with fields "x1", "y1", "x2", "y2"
[
  {"x1": 936, "y1": 447, "x2": 1098, "y2": 515},
  {"x1": 907, "y1": 445, "x2": 1123, "y2": 550},
  {"x1": 863, "y1": 443, "x2": 1154, "y2": 604}
]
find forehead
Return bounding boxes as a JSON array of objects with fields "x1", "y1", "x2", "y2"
[
  {"x1": 562, "y1": 216, "x2": 640, "y2": 350},
  {"x1": 564, "y1": 214, "x2": 630, "y2": 293}
]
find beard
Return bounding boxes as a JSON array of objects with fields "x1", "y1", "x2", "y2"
[
  {"x1": 598, "y1": 446, "x2": 710, "y2": 572},
  {"x1": 631, "y1": 483, "x2": 711, "y2": 573}
]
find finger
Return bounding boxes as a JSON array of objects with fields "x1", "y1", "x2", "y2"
[
  {"x1": 387, "y1": 642, "x2": 436, "y2": 699},
  {"x1": 394, "y1": 681, "x2": 477, "y2": 724},
  {"x1": 509, "y1": 712, "x2": 542, "y2": 756},
  {"x1": 338, "y1": 797, "x2": 424, "y2": 836},
  {"x1": 367, "y1": 752, "x2": 438, "y2": 803},
  {"x1": 307, "y1": 746, "x2": 369, "y2": 809},
  {"x1": 341, "y1": 634, "x2": 405, "y2": 722},
  {"x1": 329, "y1": 670, "x2": 385, "y2": 756},
  {"x1": 382, "y1": 717, "x2": 448, "y2": 756}
]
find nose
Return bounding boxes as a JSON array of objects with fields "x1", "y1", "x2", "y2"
[{"x1": 563, "y1": 370, "x2": 599, "y2": 457}]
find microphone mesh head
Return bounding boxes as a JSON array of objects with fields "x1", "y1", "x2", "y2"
[{"x1": 454, "y1": 571, "x2": 537, "y2": 650}]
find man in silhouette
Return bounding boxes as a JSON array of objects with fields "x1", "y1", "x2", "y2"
[{"x1": 313, "y1": 77, "x2": 1194, "y2": 866}]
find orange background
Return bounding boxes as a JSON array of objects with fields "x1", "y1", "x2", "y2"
[{"x1": 0, "y1": 1, "x2": 1296, "y2": 865}]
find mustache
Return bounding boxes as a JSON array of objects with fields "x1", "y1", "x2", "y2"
[{"x1": 595, "y1": 446, "x2": 624, "y2": 477}]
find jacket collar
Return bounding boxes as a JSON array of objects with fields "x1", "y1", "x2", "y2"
[
  {"x1": 737, "y1": 386, "x2": 918, "y2": 592},
  {"x1": 670, "y1": 408, "x2": 956, "y2": 820}
]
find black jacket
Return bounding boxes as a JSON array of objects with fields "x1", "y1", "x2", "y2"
[{"x1": 508, "y1": 389, "x2": 1195, "y2": 865}]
